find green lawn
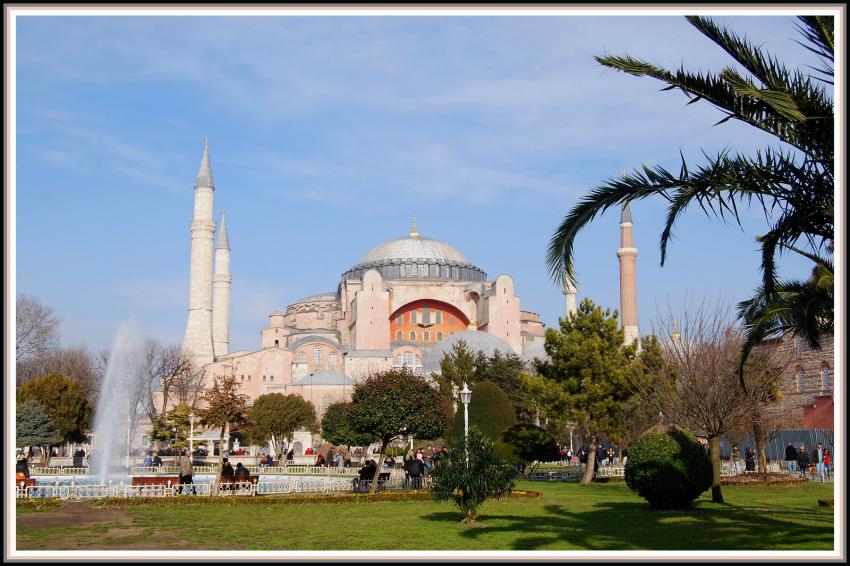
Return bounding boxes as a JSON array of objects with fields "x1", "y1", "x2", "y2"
[{"x1": 16, "y1": 481, "x2": 835, "y2": 551}]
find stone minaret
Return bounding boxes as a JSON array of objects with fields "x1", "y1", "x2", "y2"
[
  {"x1": 563, "y1": 273, "x2": 578, "y2": 319},
  {"x1": 616, "y1": 203, "x2": 640, "y2": 348},
  {"x1": 182, "y1": 139, "x2": 216, "y2": 367},
  {"x1": 212, "y1": 211, "x2": 231, "y2": 358}
]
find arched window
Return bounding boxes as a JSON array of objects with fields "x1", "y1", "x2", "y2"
[
  {"x1": 263, "y1": 375, "x2": 267, "y2": 381},
  {"x1": 794, "y1": 335, "x2": 803, "y2": 358},
  {"x1": 415, "y1": 354, "x2": 423, "y2": 367},
  {"x1": 409, "y1": 331, "x2": 416, "y2": 341},
  {"x1": 322, "y1": 394, "x2": 334, "y2": 414},
  {"x1": 396, "y1": 330, "x2": 403, "y2": 341},
  {"x1": 313, "y1": 346, "x2": 322, "y2": 364},
  {"x1": 419, "y1": 264, "x2": 428, "y2": 278},
  {"x1": 435, "y1": 311, "x2": 442, "y2": 324},
  {"x1": 328, "y1": 353, "x2": 337, "y2": 368},
  {"x1": 821, "y1": 365, "x2": 831, "y2": 390},
  {"x1": 403, "y1": 351, "x2": 414, "y2": 367},
  {"x1": 274, "y1": 339, "x2": 279, "y2": 347},
  {"x1": 797, "y1": 368, "x2": 806, "y2": 392},
  {"x1": 437, "y1": 331, "x2": 443, "y2": 341},
  {"x1": 297, "y1": 351, "x2": 307, "y2": 364},
  {"x1": 394, "y1": 354, "x2": 403, "y2": 366},
  {"x1": 424, "y1": 331, "x2": 430, "y2": 342},
  {"x1": 411, "y1": 310, "x2": 418, "y2": 324}
]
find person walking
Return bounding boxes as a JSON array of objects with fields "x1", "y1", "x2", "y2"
[
  {"x1": 177, "y1": 449, "x2": 195, "y2": 495},
  {"x1": 796, "y1": 445, "x2": 811, "y2": 479},
  {"x1": 784, "y1": 443, "x2": 797, "y2": 475}
]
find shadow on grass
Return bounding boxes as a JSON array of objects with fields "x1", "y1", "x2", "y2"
[{"x1": 422, "y1": 499, "x2": 833, "y2": 551}]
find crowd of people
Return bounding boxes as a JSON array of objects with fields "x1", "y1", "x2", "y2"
[{"x1": 784, "y1": 442, "x2": 831, "y2": 481}]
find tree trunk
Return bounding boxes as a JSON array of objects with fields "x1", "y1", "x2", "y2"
[
  {"x1": 213, "y1": 429, "x2": 224, "y2": 496},
  {"x1": 709, "y1": 436, "x2": 723, "y2": 503},
  {"x1": 580, "y1": 438, "x2": 596, "y2": 485},
  {"x1": 368, "y1": 440, "x2": 388, "y2": 495},
  {"x1": 751, "y1": 413, "x2": 768, "y2": 473}
]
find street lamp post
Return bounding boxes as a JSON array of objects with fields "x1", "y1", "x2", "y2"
[
  {"x1": 189, "y1": 413, "x2": 196, "y2": 455},
  {"x1": 460, "y1": 382, "x2": 472, "y2": 465}
]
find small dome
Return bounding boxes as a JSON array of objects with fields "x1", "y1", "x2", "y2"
[
  {"x1": 361, "y1": 235, "x2": 468, "y2": 264},
  {"x1": 521, "y1": 339, "x2": 549, "y2": 365},
  {"x1": 423, "y1": 330, "x2": 515, "y2": 375}
]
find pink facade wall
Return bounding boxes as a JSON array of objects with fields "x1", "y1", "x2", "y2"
[
  {"x1": 353, "y1": 270, "x2": 390, "y2": 350},
  {"x1": 482, "y1": 275, "x2": 522, "y2": 354}
]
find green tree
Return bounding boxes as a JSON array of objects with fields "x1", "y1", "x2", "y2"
[
  {"x1": 198, "y1": 375, "x2": 249, "y2": 495},
  {"x1": 451, "y1": 381, "x2": 517, "y2": 442},
  {"x1": 16, "y1": 399, "x2": 63, "y2": 466},
  {"x1": 619, "y1": 335, "x2": 674, "y2": 448},
  {"x1": 346, "y1": 369, "x2": 447, "y2": 494},
  {"x1": 498, "y1": 422, "x2": 560, "y2": 476},
  {"x1": 320, "y1": 402, "x2": 377, "y2": 447},
  {"x1": 148, "y1": 403, "x2": 192, "y2": 448},
  {"x1": 476, "y1": 351, "x2": 529, "y2": 418},
  {"x1": 17, "y1": 373, "x2": 92, "y2": 444},
  {"x1": 546, "y1": 16, "x2": 834, "y2": 359},
  {"x1": 431, "y1": 427, "x2": 517, "y2": 523},
  {"x1": 245, "y1": 393, "x2": 318, "y2": 457},
  {"x1": 536, "y1": 298, "x2": 636, "y2": 484}
]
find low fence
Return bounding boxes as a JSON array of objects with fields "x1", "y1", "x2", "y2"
[{"x1": 31, "y1": 465, "x2": 367, "y2": 477}]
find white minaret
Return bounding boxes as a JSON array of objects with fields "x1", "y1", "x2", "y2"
[
  {"x1": 563, "y1": 273, "x2": 577, "y2": 319},
  {"x1": 212, "y1": 210, "x2": 231, "y2": 358},
  {"x1": 616, "y1": 202, "x2": 640, "y2": 348},
  {"x1": 182, "y1": 139, "x2": 216, "y2": 367}
]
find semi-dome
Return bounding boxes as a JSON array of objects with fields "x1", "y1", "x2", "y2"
[{"x1": 423, "y1": 330, "x2": 515, "y2": 375}]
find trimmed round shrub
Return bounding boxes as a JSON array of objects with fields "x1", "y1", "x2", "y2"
[
  {"x1": 451, "y1": 381, "x2": 517, "y2": 441},
  {"x1": 624, "y1": 425, "x2": 712, "y2": 509}
]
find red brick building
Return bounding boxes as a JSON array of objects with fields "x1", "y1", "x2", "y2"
[{"x1": 753, "y1": 332, "x2": 834, "y2": 429}]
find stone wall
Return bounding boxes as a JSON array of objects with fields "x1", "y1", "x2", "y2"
[{"x1": 753, "y1": 333, "x2": 834, "y2": 428}]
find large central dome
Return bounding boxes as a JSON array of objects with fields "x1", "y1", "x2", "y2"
[
  {"x1": 362, "y1": 235, "x2": 467, "y2": 264},
  {"x1": 342, "y1": 218, "x2": 486, "y2": 282}
]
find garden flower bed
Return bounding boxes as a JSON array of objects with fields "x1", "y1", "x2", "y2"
[{"x1": 721, "y1": 473, "x2": 809, "y2": 486}]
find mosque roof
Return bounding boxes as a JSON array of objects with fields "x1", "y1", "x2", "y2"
[
  {"x1": 423, "y1": 330, "x2": 515, "y2": 375},
  {"x1": 293, "y1": 292, "x2": 338, "y2": 304},
  {"x1": 292, "y1": 370, "x2": 355, "y2": 386}
]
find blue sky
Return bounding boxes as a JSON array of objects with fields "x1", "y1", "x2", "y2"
[{"x1": 13, "y1": 11, "x2": 833, "y2": 354}]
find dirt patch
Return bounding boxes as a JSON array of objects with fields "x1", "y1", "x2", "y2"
[{"x1": 16, "y1": 500, "x2": 133, "y2": 529}]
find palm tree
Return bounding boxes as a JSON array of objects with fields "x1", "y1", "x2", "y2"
[
  {"x1": 738, "y1": 245, "x2": 834, "y2": 366},
  {"x1": 547, "y1": 16, "x2": 834, "y2": 346}
]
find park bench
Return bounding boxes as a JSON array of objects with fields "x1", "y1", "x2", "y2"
[
  {"x1": 352, "y1": 472, "x2": 391, "y2": 493},
  {"x1": 131, "y1": 476, "x2": 181, "y2": 487}
]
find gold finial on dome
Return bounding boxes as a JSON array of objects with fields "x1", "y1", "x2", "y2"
[
  {"x1": 409, "y1": 215, "x2": 420, "y2": 238},
  {"x1": 671, "y1": 320, "x2": 680, "y2": 342}
]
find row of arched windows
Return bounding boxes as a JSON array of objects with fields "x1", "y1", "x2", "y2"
[
  {"x1": 395, "y1": 330, "x2": 452, "y2": 343},
  {"x1": 295, "y1": 347, "x2": 338, "y2": 368},
  {"x1": 796, "y1": 364, "x2": 831, "y2": 392}
]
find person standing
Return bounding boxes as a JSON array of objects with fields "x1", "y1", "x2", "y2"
[
  {"x1": 784, "y1": 443, "x2": 797, "y2": 475},
  {"x1": 796, "y1": 445, "x2": 810, "y2": 478},
  {"x1": 813, "y1": 443, "x2": 826, "y2": 482},
  {"x1": 177, "y1": 449, "x2": 195, "y2": 495},
  {"x1": 744, "y1": 447, "x2": 756, "y2": 472},
  {"x1": 336, "y1": 450, "x2": 345, "y2": 469},
  {"x1": 823, "y1": 449, "x2": 831, "y2": 479},
  {"x1": 731, "y1": 445, "x2": 741, "y2": 475}
]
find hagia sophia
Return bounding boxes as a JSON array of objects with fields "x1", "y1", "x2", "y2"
[{"x1": 180, "y1": 141, "x2": 640, "y2": 420}]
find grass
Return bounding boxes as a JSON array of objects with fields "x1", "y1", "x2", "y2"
[{"x1": 16, "y1": 481, "x2": 835, "y2": 551}]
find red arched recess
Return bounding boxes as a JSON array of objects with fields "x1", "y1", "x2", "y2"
[{"x1": 390, "y1": 299, "x2": 469, "y2": 344}]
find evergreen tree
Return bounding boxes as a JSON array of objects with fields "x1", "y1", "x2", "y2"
[
  {"x1": 451, "y1": 381, "x2": 517, "y2": 442},
  {"x1": 16, "y1": 399, "x2": 63, "y2": 465},
  {"x1": 536, "y1": 298, "x2": 636, "y2": 484},
  {"x1": 17, "y1": 373, "x2": 92, "y2": 444}
]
